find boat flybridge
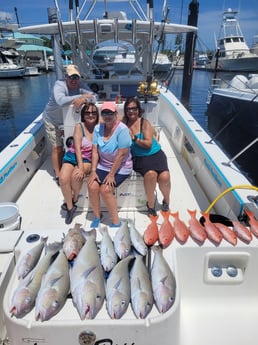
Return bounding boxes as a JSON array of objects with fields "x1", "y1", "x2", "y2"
[{"x1": 0, "y1": 1, "x2": 258, "y2": 344}]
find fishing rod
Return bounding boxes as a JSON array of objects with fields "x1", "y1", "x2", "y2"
[{"x1": 152, "y1": 6, "x2": 170, "y2": 71}]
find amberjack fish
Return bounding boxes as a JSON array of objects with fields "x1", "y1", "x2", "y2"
[
  {"x1": 187, "y1": 209, "x2": 207, "y2": 244},
  {"x1": 170, "y1": 211, "x2": 190, "y2": 244},
  {"x1": 10, "y1": 242, "x2": 61, "y2": 318},
  {"x1": 99, "y1": 226, "x2": 118, "y2": 272},
  {"x1": 106, "y1": 255, "x2": 134, "y2": 319},
  {"x1": 143, "y1": 215, "x2": 159, "y2": 246},
  {"x1": 130, "y1": 254, "x2": 153, "y2": 319},
  {"x1": 151, "y1": 246, "x2": 176, "y2": 313},
  {"x1": 35, "y1": 250, "x2": 70, "y2": 321},
  {"x1": 70, "y1": 229, "x2": 105, "y2": 320},
  {"x1": 16, "y1": 236, "x2": 48, "y2": 280},
  {"x1": 128, "y1": 219, "x2": 148, "y2": 256},
  {"x1": 113, "y1": 220, "x2": 131, "y2": 259}
]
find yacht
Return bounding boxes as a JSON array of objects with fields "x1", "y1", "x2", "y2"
[{"x1": 206, "y1": 8, "x2": 258, "y2": 72}]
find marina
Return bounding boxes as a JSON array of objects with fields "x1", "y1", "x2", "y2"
[{"x1": 0, "y1": 1, "x2": 257, "y2": 344}]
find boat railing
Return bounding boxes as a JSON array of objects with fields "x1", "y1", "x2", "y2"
[{"x1": 222, "y1": 137, "x2": 258, "y2": 167}]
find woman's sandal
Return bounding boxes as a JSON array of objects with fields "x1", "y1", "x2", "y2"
[{"x1": 61, "y1": 199, "x2": 78, "y2": 211}]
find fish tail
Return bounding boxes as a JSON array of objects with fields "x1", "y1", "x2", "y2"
[
  {"x1": 187, "y1": 209, "x2": 196, "y2": 217},
  {"x1": 149, "y1": 214, "x2": 158, "y2": 222},
  {"x1": 160, "y1": 210, "x2": 170, "y2": 218},
  {"x1": 170, "y1": 211, "x2": 179, "y2": 218},
  {"x1": 244, "y1": 209, "x2": 254, "y2": 219}
]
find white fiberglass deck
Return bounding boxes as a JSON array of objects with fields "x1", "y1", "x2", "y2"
[{"x1": 3, "y1": 129, "x2": 258, "y2": 345}]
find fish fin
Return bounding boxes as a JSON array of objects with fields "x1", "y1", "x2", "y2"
[
  {"x1": 50, "y1": 274, "x2": 65, "y2": 287},
  {"x1": 81, "y1": 266, "x2": 97, "y2": 279}
]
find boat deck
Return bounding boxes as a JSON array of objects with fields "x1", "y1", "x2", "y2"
[
  {"x1": 16, "y1": 129, "x2": 208, "y2": 234},
  {"x1": 3, "y1": 126, "x2": 258, "y2": 345}
]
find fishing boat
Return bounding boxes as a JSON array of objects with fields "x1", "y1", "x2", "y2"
[
  {"x1": 153, "y1": 52, "x2": 172, "y2": 73},
  {"x1": 0, "y1": 47, "x2": 25, "y2": 78},
  {"x1": 206, "y1": 8, "x2": 258, "y2": 72},
  {"x1": 206, "y1": 73, "x2": 258, "y2": 186},
  {"x1": 0, "y1": 1, "x2": 258, "y2": 345}
]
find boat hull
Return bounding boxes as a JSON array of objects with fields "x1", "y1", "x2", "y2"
[
  {"x1": 207, "y1": 90, "x2": 258, "y2": 185},
  {"x1": 206, "y1": 56, "x2": 258, "y2": 72},
  {"x1": 0, "y1": 67, "x2": 25, "y2": 78}
]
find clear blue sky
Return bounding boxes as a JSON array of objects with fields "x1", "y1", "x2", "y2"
[{"x1": 1, "y1": 0, "x2": 258, "y2": 50}]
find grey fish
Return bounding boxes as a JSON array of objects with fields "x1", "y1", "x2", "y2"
[
  {"x1": 16, "y1": 236, "x2": 48, "y2": 279},
  {"x1": 128, "y1": 220, "x2": 148, "y2": 256},
  {"x1": 113, "y1": 220, "x2": 131, "y2": 259},
  {"x1": 70, "y1": 229, "x2": 105, "y2": 320},
  {"x1": 151, "y1": 246, "x2": 176, "y2": 313},
  {"x1": 62, "y1": 223, "x2": 86, "y2": 261},
  {"x1": 130, "y1": 254, "x2": 153, "y2": 319},
  {"x1": 106, "y1": 255, "x2": 134, "y2": 319},
  {"x1": 99, "y1": 226, "x2": 118, "y2": 272},
  {"x1": 35, "y1": 250, "x2": 70, "y2": 321},
  {"x1": 10, "y1": 242, "x2": 61, "y2": 318}
]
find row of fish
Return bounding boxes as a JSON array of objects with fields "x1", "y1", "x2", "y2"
[
  {"x1": 144, "y1": 209, "x2": 258, "y2": 247},
  {"x1": 10, "y1": 227, "x2": 176, "y2": 321}
]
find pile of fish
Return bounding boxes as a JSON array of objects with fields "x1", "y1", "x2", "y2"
[
  {"x1": 9, "y1": 222, "x2": 176, "y2": 321},
  {"x1": 144, "y1": 209, "x2": 258, "y2": 247}
]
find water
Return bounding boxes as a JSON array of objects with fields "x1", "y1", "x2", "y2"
[
  {"x1": 0, "y1": 73, "x2": 56, "y2": 151},
  {"x1": 1, "y1": 69, "x2": 255, "y2": 185}
]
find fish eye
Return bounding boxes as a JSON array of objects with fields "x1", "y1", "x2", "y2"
[
  {"x1": 25, "y1": 296, "x2": 32, "y2": 305},
  {"x1": 52, "y1": 300, "x2": 59, "y2": 308}
]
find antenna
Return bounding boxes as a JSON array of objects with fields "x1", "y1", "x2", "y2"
[{"x1": 14, "y1": 7, "x2": 20, "y2": 27}]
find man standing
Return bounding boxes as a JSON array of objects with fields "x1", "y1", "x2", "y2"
[{"x1": 43, "y1": 64, "x2": 97, "y2": 184}]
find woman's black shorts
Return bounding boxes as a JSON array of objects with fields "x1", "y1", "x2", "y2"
[{"x1": 133, "y1": 149, "x2": 169, "y2": 176}]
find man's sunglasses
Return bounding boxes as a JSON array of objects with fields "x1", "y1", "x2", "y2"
[{"x1": 68, "y1": 75, "x2": 80, "y2": 80}]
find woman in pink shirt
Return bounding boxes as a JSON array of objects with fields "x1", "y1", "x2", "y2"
[{"x1": 59, "y1": 102, "x2": 99, "y2": 224}]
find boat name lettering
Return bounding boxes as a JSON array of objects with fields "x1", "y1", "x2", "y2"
[
  {"x1": 119, "y1": 192, "x2": 131, "y2": 196},
  {"x1": 95, "y1": 340, "x2": 136, "y2": 345},
  {"x1": 0, "y1": 162, "x2": 17, "y2": 185},
  {"x1": 203, "y1": 158, "x2": 222, "y2": 187}
]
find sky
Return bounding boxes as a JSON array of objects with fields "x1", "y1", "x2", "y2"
[{"x1": 1, "y1": 0, "x2": 258, "y2": 51}]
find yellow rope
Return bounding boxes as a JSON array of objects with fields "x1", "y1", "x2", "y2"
[{"x1": 205, "y1": 185, "x2": 258, "y2": 213}]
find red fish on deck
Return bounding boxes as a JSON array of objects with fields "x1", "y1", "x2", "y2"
[
  {"x1": 213, "y1": 223, "x2": 237, "y2": 246},
  {"x1": 187, "y1": 209, "x2": 207, "y2": 244},
  {"x1": 200, "y1": 212, "x2": 223, "y2": 245},
  {"x1": 232, "y1": 220, "x2": 252, "y2": 243},
  {"x1": 170, "y1": 211, "x2": 190, "y2": 244},
  {"x1": 143, "y1": 215, "x2": 159, "y2": 246},
  {"x1": 245, "y1": 209, "x2": 258, "y2": 237},
  {"x1": 159, "y1": 211, "x2": 175, "y2": 248}
]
